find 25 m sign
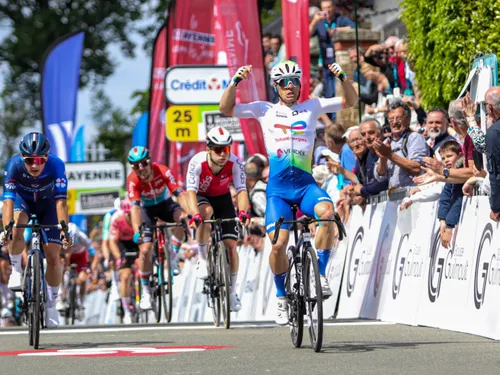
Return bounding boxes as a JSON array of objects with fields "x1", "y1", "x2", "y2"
[{"x1": 166, "y1": 105, "x2": 199, "y2": 142}]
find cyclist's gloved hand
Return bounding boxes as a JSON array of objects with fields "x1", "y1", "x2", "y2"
[
  {"x1": 189, "y1": 213, "x2": 203, "y2": 228},
  {"x1": 232, "y1": 65, "x2": 252, "y2": 87},
  {"x1": 133, "y1": 232, "x2": 141, "y2": 244},
  {"x1": 329, "y1": 63, "x2": 347, "y2": 82},
  {"x1": 238, "y1": 210, "x2": 251, "y2": 226}
]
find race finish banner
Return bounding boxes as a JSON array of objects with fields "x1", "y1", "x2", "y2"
[{"x1": 41, "y1": 31, "x2": 85, "y2": 162}]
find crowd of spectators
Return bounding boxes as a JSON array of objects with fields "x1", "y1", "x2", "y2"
[{"x1": 257, "y1": 0, "x2": 500, "y2": 249}]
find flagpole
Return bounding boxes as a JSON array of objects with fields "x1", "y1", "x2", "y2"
[{"x1": 354, "y1": 0, "x2": 362, "y2": 123}]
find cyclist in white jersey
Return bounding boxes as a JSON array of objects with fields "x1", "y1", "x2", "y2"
[{"x1": 219, "y1": 60, "x2": 357, "y2": 325}]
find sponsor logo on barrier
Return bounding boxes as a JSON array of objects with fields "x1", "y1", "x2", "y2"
[
  {"x1": 346, "y1": 227, "x2": 364, "y2": 297},
  {"x1": 373, "y1": 224, "x2": 391, "y2": 297},
  {"x1": 473, "y1": 223, "x2": 500, "y2": 309},
  {"x1": 428, "y1": 229, "x2": 469, "y2": 303},
  {"x1": 392, "y1": 234, "x2": 425, "y2": 299}
]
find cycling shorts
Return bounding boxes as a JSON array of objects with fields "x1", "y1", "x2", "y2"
[
  {"x1": 69, "y1": 251, "x2": 89, "y2": 274},
  {"x1": 13, "y1": 195, "x2": 61, "y2": 245},
  {"x1": 140, "y1": 198, "x2": 181, "y2": 243},
  {"x1": 265, "y1": 170, "x2": 333, "y2": 233},
  {"x1": 117, "y1": 240, "x2": 140, "y2": 269},
  {"x1": 197, "y1": 193, "x2": 238, "y2": 241}
]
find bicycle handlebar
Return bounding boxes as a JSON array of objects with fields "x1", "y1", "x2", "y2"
[
  {"x1": 202, "y1": 217, "x2": 241, "y2": 224},
  {"x1": 139, "y1": 218, "x2": 190, "y2": 240},
  {"x1": 271, "y1": 213, "x2": 346, "y2": 245}
]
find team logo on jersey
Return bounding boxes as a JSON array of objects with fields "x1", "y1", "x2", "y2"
[
  {"x1": 55, "y1": 178, "x2": 67, "y2": 188},
  {"x1": 273, "y1": 120, "x2": 306, "y2": 135}
]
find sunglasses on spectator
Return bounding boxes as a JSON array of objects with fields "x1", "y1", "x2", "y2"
[
  {"x1": 22, "y1": 156, "x2": 48, "y2": 165},
  {"x1": 211, "y1": 146, "x2": 230, "y2": 155},
  {"x1": 131, "y1": 159, "x2": 151, "y2": 169},
  {"x1": 277, "y1": 77, "x2": 301, "y2": 88}
]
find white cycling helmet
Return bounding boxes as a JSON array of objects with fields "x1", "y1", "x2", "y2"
[
  {"x1": 270, "y1": 60, "x2": 303, "y2": 83},
  {"x1": 206, "y1": 127, "x2": 233, "y2": 147}
]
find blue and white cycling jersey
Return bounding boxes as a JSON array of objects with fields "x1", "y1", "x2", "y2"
[
  {"x1": 3, "y1": 154, "x2": 67, "y2": 202},
  {"x1": 3, "y1": 154, "x2": 67, "y2": 244},
  {"x1": 233, "y1": 97, "x2": 343, "y2": 231}
]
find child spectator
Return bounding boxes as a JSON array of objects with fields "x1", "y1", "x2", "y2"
[{"x1": 436, "y1": 141, "x2": 465, "y2": 248}]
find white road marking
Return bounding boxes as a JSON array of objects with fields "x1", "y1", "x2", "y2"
[{"x1": 0, "y1": 321, "x2": 394, "y2": 336}]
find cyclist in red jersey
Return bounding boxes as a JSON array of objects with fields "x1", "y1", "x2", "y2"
[
  {"x1": 186, "y1": 127, "x2": 250, "y2": 312},
  {"x1": 126, "y1": 146, "x2": 190, "y2": 311}
]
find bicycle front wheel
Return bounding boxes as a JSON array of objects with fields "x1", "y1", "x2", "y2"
[
  {"x1": 163, "y1": 242, "x2": 173, "y2": 323},
  {"x1": 208, "y1": 245, "x2": 220, "y2": 327},
  {"x1": 32, "y1": 252, "x2": 41, "y2": 349},
  {"x1": 304, "y1": 246, "x2": 323, "y2": 352},
  {"x1": 286, "y1": 246, "x2": 303, "y2": 348},
  {"x1": 69, "y1": 275, "x2": 77, "y2": 325},
  {"x1": 218, "y1": 242, "x2": 231, "y2": 329}
]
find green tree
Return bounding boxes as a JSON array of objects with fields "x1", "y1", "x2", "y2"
[
  {"x1": 401, "y1": 0, "x2": 500, "y2": 108},
  {"x1": 91, "y1": 89, "x2": 135, "y2": 164},
  {"x1": 130, "y1": 89, "x2": 150, "y2": 116},
  {"x1": 0, "y1": 0, "x2": 146, "y2": 122}
]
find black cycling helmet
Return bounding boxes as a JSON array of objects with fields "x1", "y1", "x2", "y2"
[{"x1": 19, "y1": 132, "x2": 51, "y2": 156}]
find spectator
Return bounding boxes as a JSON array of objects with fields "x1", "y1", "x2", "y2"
[
  {"x1": 262, "y1": 33, "x2": 272, "y2": 55},
  {"x1": 425, "y1": 108, "x2": 456, "y2": 155},
  {"x1": 245, "y1": 161, "x2": 267, "y2": 218},
  {"x1": 373, "y1": 100, "x2": 430, "y2": 189},
  {"x1": 269, "y1": 35, "x2": 286, "y2": 68},
  {"x1": 462, "y1": 92, "x2": 486, "y2": 154},
  {"x1": 324, "y1": 122, "x2": 357, "y2": 189},
  {"x1": 414, "y1": 98, "x2": 475, "y2": 186},
  {"x1": 395, "y1": 39, "x2": 416, "y2": 97},
  {"x1": 364, "y1": 36, "x2": 399, "y2": 90},
  {"x1": 309, "y1": 0, "x2": 355, "y2": 117},
  {"x1": 348, "y1": 46, "x2": 378, "y2": 106},
  {"x1": 484, "y1": 86, "x2": 500, "y2": 222},
  {"x1": 349, "y1": 117, "x2": 389, "y2": 198},
  {"x1": 326, "y1": 126, "x2": 364, "y2": 185},
  {"x1": 437, "y1": 141, "x2": 465, "y2": 248}
]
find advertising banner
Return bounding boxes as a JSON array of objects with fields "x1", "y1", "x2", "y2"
[
  {"x1": 148, "y1": 26, "x2": 168, "y2": 163},
  {"x1": 282, "y1": 0, "x2": 310, "y2": 101},
  {"x1": 213, "y1": 0, "x2": 267, "y2": 155},
  {"x1": 41, "y1": 31, "x2": 85, "y2": 162}
]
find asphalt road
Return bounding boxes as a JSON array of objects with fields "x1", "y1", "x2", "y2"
[{"x1": 0, "y1": 320, "x2": 498, "y2": 375}]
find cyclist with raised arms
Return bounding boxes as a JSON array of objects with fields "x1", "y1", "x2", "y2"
[
  {"x1": 126, "y1": 146, "x2": 190, "y2": 311},
  {"x1": 219, "y1": 61, "x2": 357, "y2": 324},
  {"x1": 0, "y1": 132, "x2": 72, "y2": 328},
  {"x1": 186, "y1": 126, "x2": 250, "y2": 312}
]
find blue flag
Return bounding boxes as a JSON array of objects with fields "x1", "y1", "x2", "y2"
[
  {"x1": 41, "y1": 31, "x2": 85, "y2": 161},
  {"x1": 71, "y1": 124, "x2": 86, "y2": 162},
  {"x1": 132, "y1": 112, "x2": 149, "y2": 147}
]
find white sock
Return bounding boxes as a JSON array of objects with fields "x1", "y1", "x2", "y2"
[
  {"x1": 230, "y1": 272, "x2": 238, "y2": 294},
  {"x1": 198, "y1": 243, "x2": 207, "y2": 260},
  {"x1": 9, "y1": 253, "x2": 23, "y2": 273},
  {"x1": 46, "y1": 285, "x2": 59, "y2": 308},
  {"x1": 0, "y1": 283, "x2": 9, "y2": 306},
  {"x1": 121, "y1": 297, "x2": 131, "y2": 313}
]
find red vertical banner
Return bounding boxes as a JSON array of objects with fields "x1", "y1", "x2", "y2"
[
  {"x1": 282, "y1": 0, "x2": 310, "y2": 101},
  {"x1": 148, "y1": 26, "x2": 167, "y2": 164},
  {"x1": 167, "y1": 0, "x2": 217, "y2": 185},
  {"x1": 214, "y1": 0, "x2": 267, "y2": 155}
]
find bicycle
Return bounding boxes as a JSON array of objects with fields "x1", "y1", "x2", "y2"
[
  {"x1": 62, "y1": 263, "x2": 79, "y2": 326},
  {"x1": 201, "y1": 217, "x2": 240, "y2": 329},
  {"x1": 4, "y1": 216, "x2": 69, "y2": 349},
  {"x1": 145, "y1": 220, "x2": 189, "y2": 323},
  {"x1": 271, "y1": 206, "x2": 346, "y2": 352}
]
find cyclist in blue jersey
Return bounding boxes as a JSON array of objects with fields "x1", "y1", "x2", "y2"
[
  {"x1": 219, "y1": 61, "x2": 357, "y2": 325},
  {"x1": 0, "y1": 132, "x2": 72, "y2": 328}
]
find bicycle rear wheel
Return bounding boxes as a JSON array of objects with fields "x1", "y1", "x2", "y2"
[
  {"x1": 208, "y1": 245, "x2": 220, "y2": 327},
  {"x1": 69, "y1": 275, "x2": 77, "y2": 325},
  {"x1": 163, "y1": 242, "x2": 173, "y2": 323},
  {"x1": 150, "y1": 260, "x2": 159, "y2": 323},
  {"x1": 304, "y1": 246, "x2": 323, "y2": 352},
  {"x1": 286, "y1": 246, "x2": 303, "y2": 348},
  {"x1": 32, "y1": 252, "x2": 41, "y2": 349},
  {"x1": 218, "y1": 242, "x2": 231, "y2": 329}
]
